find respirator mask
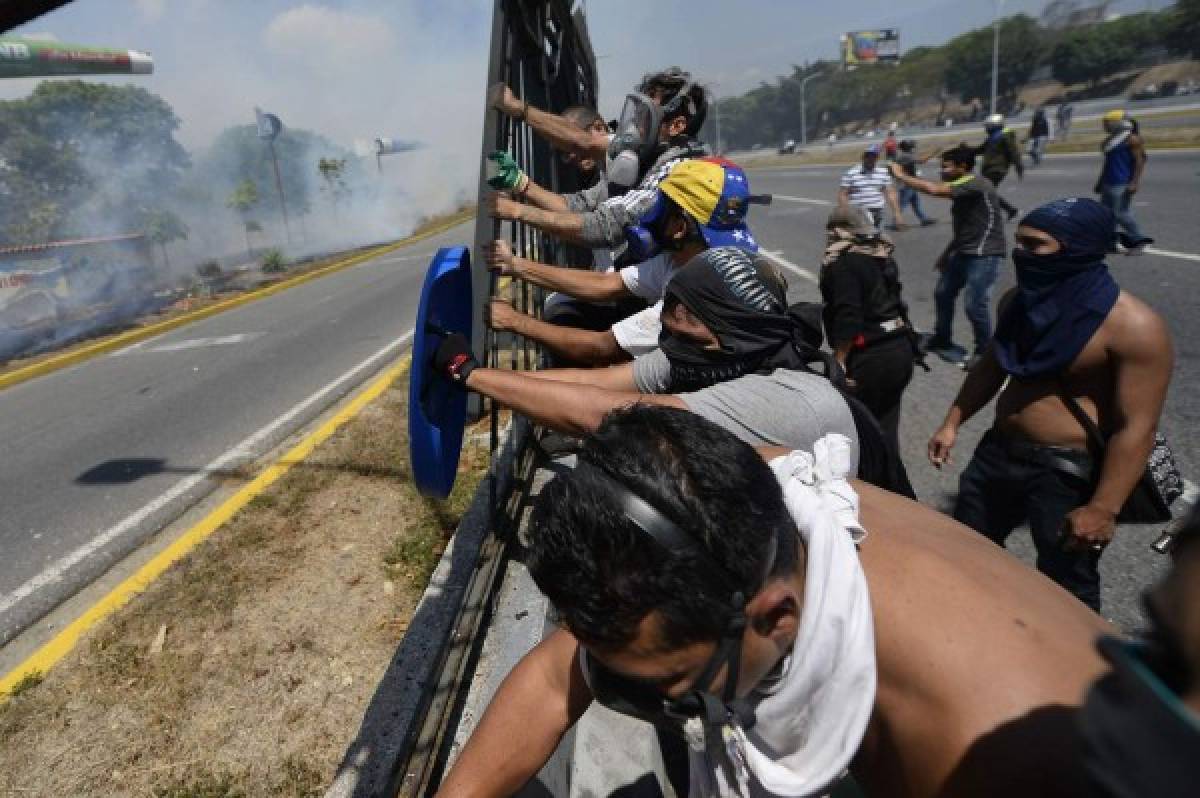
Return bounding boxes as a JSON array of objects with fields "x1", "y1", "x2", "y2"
[
  {"x1": 623, "y1": 193, "x2": 687, "y2": 262},
  {"x1": 607, "y1": 73, "x2": 696, "y2": 193},
  {"x1": 572, "y1": 460, "x2": 777, "y2": 741}
]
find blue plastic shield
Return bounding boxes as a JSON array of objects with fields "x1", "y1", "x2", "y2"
[{"x1": 409, "y1": 246, "x2": 473, "y2": 497}]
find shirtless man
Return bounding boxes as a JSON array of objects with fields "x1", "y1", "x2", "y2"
[
  {"x1": 437, "y1": 406, "x2": 1110, "y2": 798},
  {"x1": 928, "y1": 197, "x2": 1173, "y2": 611}
]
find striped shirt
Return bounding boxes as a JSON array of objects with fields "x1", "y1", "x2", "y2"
[{"x1": 840, "y1": 165, "x2": 892, "y2": 210}]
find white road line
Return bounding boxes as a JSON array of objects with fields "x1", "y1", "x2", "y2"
[
  {"x1": 1144, "y1": 247, "x2": 1200, "y2": 263},
  {"x1": 114, "y1": 333, "x2": 264, "y2": 355},
  {"x1": 772, "y1": 194, "x2": 835, "y2": 206},
  {"x1": 0, "y1": 330, "x2": 414, "y2": 618},
  {"x1": 760, "y1": 249, "x2": 817, "y2": 284}
]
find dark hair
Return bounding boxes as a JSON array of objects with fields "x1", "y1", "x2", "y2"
[
  {"x1": 941, "y1": 145, "x2": 976, "y2": 170},
  {"x1": 638, "y1": 67, "x2": 708, "y2": 136},
  {"x1": 525, "y1": 405, "x2": 798, "y2": 650},
  {"x1": 563, "y1": 105, "x2": 603, "y2": 131}
]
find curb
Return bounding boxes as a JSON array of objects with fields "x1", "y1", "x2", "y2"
[
  {"x1": 325, "y1": 418, "x2": 529, "y2": 798},
  {"x1": 0, "y1": 355, "x2": 413, "y2": 700},
  {"x1": 0, "y1": 212, "x2": 474, "y2": 393}
]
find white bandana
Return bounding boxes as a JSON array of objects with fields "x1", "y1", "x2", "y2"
[{"x1": 687, "y1": 434, "x2": 877, "y2": 797}]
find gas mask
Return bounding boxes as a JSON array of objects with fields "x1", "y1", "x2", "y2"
[
  {"x1": 572, "y1": 460, "x2": 777, "y2": 745},
  {"x1": 608, "y1": 76, "x2": 696, "y2": 192},
  {"x1": 623, "y1": 194, "x2": 691, "y2": 262}
]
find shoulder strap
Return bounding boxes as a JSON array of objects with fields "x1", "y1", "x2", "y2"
[{"x1": 1057, "y1": 383, "x2": 1106, "y2": 454}]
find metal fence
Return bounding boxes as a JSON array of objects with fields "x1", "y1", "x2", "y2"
[{"x1": 470, "y1": 0, "x2": 599, "y2": 407}]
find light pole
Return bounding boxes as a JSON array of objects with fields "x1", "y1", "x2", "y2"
[
  {"x1": 989, "y1": 0, "x2": 1006, "y2": 115},
  {"x1": 800, "y1": 70, "x2": 823, "y2": 147},
  {"x1": 713, "y1": 90, "x2": 723, "y2": 155}
]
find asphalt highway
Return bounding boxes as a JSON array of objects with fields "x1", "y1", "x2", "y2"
[
  {"x1": 746, "y1": 149, "x2": 1200, "y2": 631},
  {"x1": 0, "y1": 223, "x2": 471, "y2": 645}
]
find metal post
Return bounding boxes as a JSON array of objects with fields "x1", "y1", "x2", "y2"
[
  {"x1": 800, "y1": 71, "x2": 822, "y2": 147},
  {"x1": 989, "y1": 0, "x2": 1004, "y2": 115},
  {"x1": 713, "y1": 93, "x2": 723, "y2": 155},
  {"x1": 267, "y1": 140, "x2": 292, "y2": 244}
]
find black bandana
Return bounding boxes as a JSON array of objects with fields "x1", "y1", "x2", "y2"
[{"x1": 659, "y1": 247, "x2": 831, "y2": 393}]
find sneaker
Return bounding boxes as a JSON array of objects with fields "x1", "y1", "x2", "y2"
[
  {"x1": 1005, "y1": 206, "x2": 1019, "y2": 222},
  {"x1": 961, "y1": 352, "x2": 984, "y2": 371},
  {"x1": 922, "y1": 335, "x2": 967, "y2": 364},
  {"x1": 920, "y1": 218, "x2": 938, "y2": 226}
]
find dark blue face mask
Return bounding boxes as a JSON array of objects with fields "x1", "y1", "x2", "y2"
[
  {"x1": 625, "y1": 194, "x2": 684, "y2": 262},
  {"x1": 1011, "y1": 246, "x2": 1105, "y2": 295}
]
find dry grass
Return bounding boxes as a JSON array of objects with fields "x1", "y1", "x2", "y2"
[{"x1": 0, "y1": 375, "x2": 493, "y2": 796}]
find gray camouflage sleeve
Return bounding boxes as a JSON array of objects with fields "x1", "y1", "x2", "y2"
[
  {"x1": 565, "y1": 180, "x2": 607, "y2": 213},
  {"x1": 577, "y1": 186, "x2": 659, "y2": 248}
]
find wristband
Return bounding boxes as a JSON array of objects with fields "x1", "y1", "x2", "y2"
[{"x1": 447, "y1": 352, "x2": 478, "y2": 384}]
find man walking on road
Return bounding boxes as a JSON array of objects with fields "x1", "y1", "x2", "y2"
[
  {"x1": 838, "y1": 144, "x2": 902, "y2": 232},
  {"x1": 889, "y1": 146, "x2": 1006, "y2": 369},
  {"x1": 928, "y1": 198, "x2": 1174, "y2": 612},
  {"x1": 970, "y1": 113, "x2": 1023, "y2": 220},
  {"x1": 893, "y1": 139, "x2": 937, "y2": 227},
  {"x1": 1096, "y1": 109, "x2": 1152, "y2": 255},
  {"x1": 1029, "y1": 107, "x2": 1050, "y2": 166}
]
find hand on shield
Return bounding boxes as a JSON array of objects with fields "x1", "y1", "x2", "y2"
[{"x1": 432, "y1": 332, "x2": 480, "y2": 385}]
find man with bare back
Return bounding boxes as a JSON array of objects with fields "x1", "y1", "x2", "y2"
[
  {"x1": 928, "y1": 197, "x2": 1173, "y2": 611},
  {"x1": 437, "y1": 406, "x2": 1111, "y2": 798}
]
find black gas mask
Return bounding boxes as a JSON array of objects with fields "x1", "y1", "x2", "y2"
[
  {"x1": 572, "y1": 461, "x2": 777, "y2": 749},
  {"x1": 607, "y1": 71, "x2": 696, "y2": 192}
]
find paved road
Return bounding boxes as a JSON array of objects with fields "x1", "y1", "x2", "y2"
[
  {"x1": 744, "y1": 150, "x2": 1200, "y2": 631},
  {"x1": 0, "y1": 222, "x2": 473, "y2": 645}
]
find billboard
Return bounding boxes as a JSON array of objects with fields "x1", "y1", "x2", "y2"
[
  {"x1": 841, "y1": 29, "x2": 901, "y2": 67},
  {"x1": 0, "y1": 37, "x2": 153, "y2": 78}
]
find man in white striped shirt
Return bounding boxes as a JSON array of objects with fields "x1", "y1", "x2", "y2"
[{"x1": 838, "y1": 144, "x2": 903, "y2": 232}]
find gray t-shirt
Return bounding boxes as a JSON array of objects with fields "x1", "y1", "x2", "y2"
[{"x1": 633, "y1": 350, "x2": 860, "y2": 471}]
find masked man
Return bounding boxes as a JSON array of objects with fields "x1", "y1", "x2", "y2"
[
  {"x1": 437, "y1": 405, "x2": 1112, "y2": 798},
  {"x1": 487, "y1": 68, "x2": 710, "y2": 250},
  {"x1": 437, "y1": 246, "x2": 911, "y2": 496},
  {"x1": 928, "y1": 198, "x2": 1173, "y2": 611},
  {"x1": 486, "y1": 158, "x2": 761, "y2": 365}
]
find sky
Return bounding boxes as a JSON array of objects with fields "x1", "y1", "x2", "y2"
[
  {"x1": 0, "y1": 0, "x2": 1179, "y2": 215},
  {"x1": 4, "y1": 0, "x2": 1177, "y2": 151}
]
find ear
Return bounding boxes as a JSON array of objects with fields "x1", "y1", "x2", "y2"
[{"x1": 747, "y1": 583, "x2": 800, "y2": 643}]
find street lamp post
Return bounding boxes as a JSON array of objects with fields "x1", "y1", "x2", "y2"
[
  {"x1": 714, "y1": 92, "x2": 723, "y2": 155},
  {"x1": 990, "y1": 0, "x2": 1006, "y2": 115},
  {"x1": 800, "y1": 71, "x2": 823, "y2": 147}
]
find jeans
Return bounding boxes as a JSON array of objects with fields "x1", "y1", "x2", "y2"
[
  {"x1": 1030, "y1": 135, "x2": 1047, "y2": 165},
  {"x1": 1099, "y1": 184, "x2": 1150, "y2": 246},
  {"x1": 898, "y1": 186, "x2": 929, "y2": 223},
  {"x1": 954, "y1": 429, "x2": 1102, "y2": 611},
  {"x1": 933, "y1": 253, "x2": 1000, "y2": 353}
]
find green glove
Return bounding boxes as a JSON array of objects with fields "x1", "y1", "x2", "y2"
[{"x1": 486, "y1": 151, "x2": 526, "y2": 191}]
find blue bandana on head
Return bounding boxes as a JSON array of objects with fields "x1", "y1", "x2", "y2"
[{"x1": 993, "y1": 198, "x2": 1120, "y2": 378}]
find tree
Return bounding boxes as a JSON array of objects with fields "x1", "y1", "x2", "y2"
[
  {"x1": 0, "y1": 80, "x2": 189, "y2": 245},
  {"x1": 226, "y1": 179, "x2": 260, "y2": 257},
  {"x1": 1165, "y1": 0, "x2": 1200, "y2": 59},
  {"x1": 317, "y1": 157, "x2": 350, "y2": 219},
  {"x1": 140, "y1": 209, "x2": 189, "y2": 268},
  {"x1": 944, "y1": 14, "x2": 1045, "y2": 109}
]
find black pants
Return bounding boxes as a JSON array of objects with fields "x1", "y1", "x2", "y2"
[
  {"x1": 982, "y1": 169, "x2": 1018, "y2": 218},
  {"x1": 953, "y1": 429, "x2": 1102, "y2": 611},
  {"x1": 846, "y1": 336, "x2": 914, "y2": 455}
]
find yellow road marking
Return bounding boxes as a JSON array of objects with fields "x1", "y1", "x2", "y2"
[
  {"x1": 0, "y1": 212, "x2": 472, "y2": 392},
  {"x1": 0, "y1": 355, "x2": 412, "y2": 699}
]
